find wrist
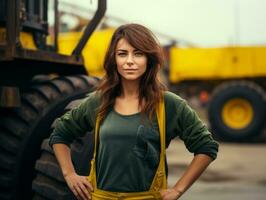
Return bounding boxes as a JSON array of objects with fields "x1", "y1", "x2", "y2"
[
  {"x1": 62, "y1": 169, "x2": 75, "y2": 178},
  {"x1": 173, "y1": 187, "x2": 184, "y2": 197}
]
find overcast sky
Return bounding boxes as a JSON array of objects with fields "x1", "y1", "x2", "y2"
[{"x1": 59, "y1": 0, "x2": 266, "y2": 47}]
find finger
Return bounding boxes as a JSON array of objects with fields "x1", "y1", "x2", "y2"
[
  {"x1": 160, "y1": 191, "x2": 166, "y2": 198},
  {"x1": 162, "y1": 194, "x2": 170, "y2": 200},
  {"x1": 72, "y1": 189, "x2": 83, "y2": 200},
  {"x1": 83, "y1": 178, "x2": 94, "y2": 191},
  {"x1": 74, "y1": 184, "x2": 87, "y2": 200},
  {"x1": 163, "y1": 192, "x2": 177, "y2": 200},
  {"x1": 160, "y1": 189, "x2": 170, "y2": 198},
  {"x1": 71, "y1": 186, "x2": 79, "y2": 197},
  {"x1": 78, "y1": 182, "x2": 91, "y2": 200},
  {"x1": 160, "y1": 189, "x2": 167, "y2": 194},
  {"x1": 75, "y1": 194, "x2": 83, "y2": 200}
]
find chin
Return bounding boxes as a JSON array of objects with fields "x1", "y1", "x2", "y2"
[{"x1": 121, "y1": 75, "x2": 142, "y2": 81}]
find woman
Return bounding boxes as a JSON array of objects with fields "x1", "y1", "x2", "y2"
[{"x1": 49, "y1": 23, "x2": 218, "y2": 200}]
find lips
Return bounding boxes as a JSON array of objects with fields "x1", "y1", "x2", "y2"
[{"x1": 123, "y1": 69, "x2": 138, "y2": 72}]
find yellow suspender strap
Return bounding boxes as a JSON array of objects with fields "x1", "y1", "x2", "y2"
[
  {"x1": 87, "y1": 116, "x2": 100, "y2": 188},
  {"x1": 149, "y1": 97, "x2": 167, "y2": 191},
  {"x1": 87, "y1": 97, "x2": 167, "y2": 194}
]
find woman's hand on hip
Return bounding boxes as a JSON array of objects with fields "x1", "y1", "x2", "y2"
[
  {"x1": 64, "y1": 172, "x2": 93, "y2": 200},
  {"x1": 160, "y1": 188, "x2": 182, "y2": 200}
]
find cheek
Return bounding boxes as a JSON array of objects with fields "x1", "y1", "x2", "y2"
[
  {"x1": 116, "y1": 62, "x2": 124, "y2": 76},
  {"x1": 141, "y1": 65, "x2": 147, "y2": 74},
  {"x1": 139, "y1": 58, "x2": 148, "y2": 73},
  {"x1": 142, "y1": 56, "x2": 148, "y2": 67},
  {"x1": 117, "y1": 65, "x2": 122, "y2": 75},
  {"x1": 115, "y1": 57, "x2": 125, "y2": 69}
]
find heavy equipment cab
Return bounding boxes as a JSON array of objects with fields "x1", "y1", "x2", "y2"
[{"x1": 0, "y1": 0, "x2": 107, "y2": 89}]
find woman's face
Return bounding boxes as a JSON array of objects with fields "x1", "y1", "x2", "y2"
[{"x1": 115, "y1": 38, "x2": 147, "y2": 82}]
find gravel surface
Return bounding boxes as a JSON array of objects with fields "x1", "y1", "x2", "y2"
[{"x1": 166, "y1": 139, "x2": 266, "y2": 200}]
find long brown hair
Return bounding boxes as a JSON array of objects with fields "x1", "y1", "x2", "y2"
[{"x1": 96, "y1": 23, "x2": 165, "y2": 122}]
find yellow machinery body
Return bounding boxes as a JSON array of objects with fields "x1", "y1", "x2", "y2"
[
  {"x1": 169, "y1": 45, "x2": 266, "y2": 142},
  {"x1": 0, "y1": 28, "x2": 37, "y2": 50},
  {"x1": 169, "y1": 46, "x2": 266, "y2": 83},
  {"x1": 57, "y1": 28, "x2": 114, "y2": 77},
  {"x1": 2, "y1": 26, "x2": 114, "y2": 78}
]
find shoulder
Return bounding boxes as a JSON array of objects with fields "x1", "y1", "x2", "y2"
[
  {"x1": 163, "y1": 91, "x2": 185, "y2": 106},
  {"x1": 84, "y1": 91, "x2": 101, "y2": 103},
  {"x1": 162, "y1": 91, "x2": 188, "y2": 117},
  {"x1": 77, "y1": 91, "x2": 101, "y2": 111}
]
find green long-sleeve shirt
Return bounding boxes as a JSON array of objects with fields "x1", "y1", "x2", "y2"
[{"x1": 49, "y1": 91, "x2": 218, "y2": 192}]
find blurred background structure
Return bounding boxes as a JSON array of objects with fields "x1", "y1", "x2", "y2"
[{"x1": 0, "y1": 0, "x2": 265, "y2": 199}]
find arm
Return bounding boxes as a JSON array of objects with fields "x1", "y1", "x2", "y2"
[
  {"x1": 49, "y1": 93, "x2": 98, "y2": 199},
  {"x1": 161, "y1": 154, "x2": 212, "y2": 200},
  {"x1": 162, "y1": 93, "x2": 219, "y2": 199},
  {"x1": 53, "y1": 143, "x2": 93, "y2": 200},
  {"x1": 49, "y1": 93, "x2": 97, "y2": 148}
]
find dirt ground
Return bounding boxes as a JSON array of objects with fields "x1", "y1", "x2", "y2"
[
  {"x1": 166, "y1": 139, "x2": 266, "y2": 200},
  {"x1": 166, "y1": 100, "x2": 266, "y2": 200}
]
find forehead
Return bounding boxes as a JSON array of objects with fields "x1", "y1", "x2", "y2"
[{"x1": 116, "y1": 38, "x2": 136, "y2": 50}]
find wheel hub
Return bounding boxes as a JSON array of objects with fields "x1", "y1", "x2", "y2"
[{"x1": 222, "y1": 98, "x2": 253, "y2": 130}]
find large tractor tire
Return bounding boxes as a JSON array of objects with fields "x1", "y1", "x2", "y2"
[
  {"x1": 32, "y1": 133, "x2": 94, "y2": 200},
  {"x1": 208, "y1": 81, "x2": 266, "y2": 142},
  {"x1": 31, "y1": 98, "x2": 94, "y2": 200},
  {"x1": 0, "y1": 75, "x2": 98, "y2": 200}
]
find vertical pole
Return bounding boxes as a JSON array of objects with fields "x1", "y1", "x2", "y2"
[
  {"x1": 6, "y1": 0, "x2": 17, "y2": 58},
  {"x1": 54, "y1": 0, "x2": 59, "y2": 51}
]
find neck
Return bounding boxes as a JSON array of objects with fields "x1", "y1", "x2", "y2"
[{"x1": 120, "y1": 79, "x2": 140, "y2": 99}]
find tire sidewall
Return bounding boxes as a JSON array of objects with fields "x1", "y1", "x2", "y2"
[{"x1": 209, "y1": 83, "x2": 266, "y2": 141}]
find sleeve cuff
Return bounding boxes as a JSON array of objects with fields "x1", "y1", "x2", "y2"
[
  {"x1": 49, "y1": 135, "x2": 71, "y2": 149},
  {"x1": 193, "y1": 143, "x2": 219, "y2": 160}
]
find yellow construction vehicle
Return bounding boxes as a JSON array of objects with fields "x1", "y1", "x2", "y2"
[
  {"x1": 57, "y1": 27, "x2": 114, "y2": 77},
  {"x1": 169, "y1": 45, "x2": 266, "y2": 141},
  {"x1": 0, "y1": 0, "x2": 107, "y2": 199}
]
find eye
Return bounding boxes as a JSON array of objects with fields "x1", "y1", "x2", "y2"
[
  {"x1": 134, "y1": 51, "x2": 144, "y2": 57},
  {"x1": 117, "y1": 52, "x2": 127, "y2": 57}
]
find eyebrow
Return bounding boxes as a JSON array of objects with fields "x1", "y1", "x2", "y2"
[
  {"x1": 116, "y1": 49, "x2": 127, "y2": 52},
  {"x1": 116, "y1": 49, "x2": 141, "y2": 52}
]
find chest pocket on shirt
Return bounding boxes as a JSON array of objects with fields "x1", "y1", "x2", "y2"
[{"x1": 132, "y1": 125, "x2": 160, "y2": 168}]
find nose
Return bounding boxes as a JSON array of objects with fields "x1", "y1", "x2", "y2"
[{"x1": 126, "y1": 54, "x2": 134, "y2": 65}]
